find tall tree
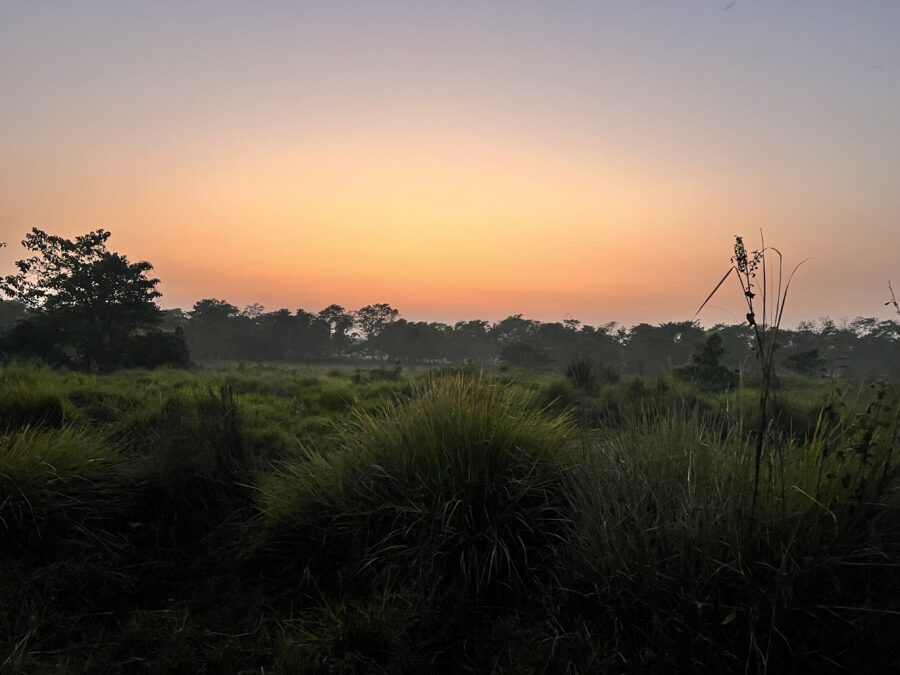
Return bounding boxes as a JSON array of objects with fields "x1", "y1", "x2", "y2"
[
  {"x1": 1, "y1": 228, "x2": 165, "y2": 369},
  {"x1": 186, "y1": 299, "x2": 241, "y2": 361},
  {"x1": 354, "y1": 303, "x2": 399, "y2": 340},
  {"x1": 318, "y1": 304, "x2": 355, "y2": 356}
]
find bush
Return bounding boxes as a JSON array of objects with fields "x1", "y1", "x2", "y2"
[
  {"x1": 0, "y1": 314, "x2": 72, "y2": 367},
  {"x1": 125, "y1": 329, "x2": 192, "y2": 369}
]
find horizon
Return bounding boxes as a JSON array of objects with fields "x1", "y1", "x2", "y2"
[{"x1": 2, "y1": 1, "x2": 899, "y2": 326}]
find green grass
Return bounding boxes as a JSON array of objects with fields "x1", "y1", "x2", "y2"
[
  {"x1": 260, "y1": 375, "x2": 576, "y2": 597},
  {"x1": 0, "y1": 363, "x2": 898, "y2": 672}
]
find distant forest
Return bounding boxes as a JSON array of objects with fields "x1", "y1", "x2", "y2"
[
  {"x1": 1, "y1": 228, "x2": 899, "y2": 379},
  {"x1": 3, "y1": 296, "x2": 899, "y2": 380}
]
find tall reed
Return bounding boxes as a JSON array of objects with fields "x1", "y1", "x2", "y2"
[{"x1": 695, "y1": 233, "x2": 807, "y2": 517}]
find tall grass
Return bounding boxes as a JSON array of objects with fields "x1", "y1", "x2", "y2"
[
  {"x1": 696, "y1": 234, "x2": 808, "y2": 517},
  {"x1": 0, "y1": 425, "x2": 125, "y2": 546},
  {"x1": 260, "y1": 374, "x2": 576, "y2": 596},
  {"x1": 0, "y1": 364, "x2": 70, "y2": 429},
  {"x1": 564, "y1": 393, "x2": 900, "y2": 670},
  {"x1": 1, "y1": 363, "x2": 898, "y2": 671}
]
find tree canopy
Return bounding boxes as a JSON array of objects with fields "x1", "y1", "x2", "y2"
[{"x1": 0, "y1": 228, "x2": 185, "y2": 370}]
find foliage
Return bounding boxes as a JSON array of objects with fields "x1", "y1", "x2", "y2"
[
  {"x1": 123, "y1": 328, "x2": 191, "y2": 369},
  {"x1": 1, "y1": 228, "x2": 160, "y2": 314},
  {"x1": 675, "y1": 332, "x2": 739, "y2": 391},
  {"x1": 500, "y1": 341, "x2": 553, "y2": 371},
  {"x1": 784, "y1": 347, "x2": 825, "y2": 377},
  {"x1": 0, "y1": 228, "x2": 171, "y2": 371},
  {"x1": 2, "y1": 364, "x2": 900, "y2": 672},
  {"x1": 354, "y1": 303, "x2": 400, "y2": 339}
]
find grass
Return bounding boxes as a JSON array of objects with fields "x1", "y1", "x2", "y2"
[
  {"x1": 259, "y1": 375, "x2": 575, "y2": 597},
  {"x1": 0, "y1": 363, "x2": 898, "y2": 672}
]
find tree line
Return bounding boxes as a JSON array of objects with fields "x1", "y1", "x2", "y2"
[{"x1": 1, "y1": 228, "x2": 899, "y2": 379}]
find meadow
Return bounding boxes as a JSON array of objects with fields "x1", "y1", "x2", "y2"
[{"x1": 1, "y1": 362, "x2": 899, "y2": 673}]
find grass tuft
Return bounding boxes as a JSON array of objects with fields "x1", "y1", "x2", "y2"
[{"x1": 260, "y1": 374, "x2": 576, "y2": 596}]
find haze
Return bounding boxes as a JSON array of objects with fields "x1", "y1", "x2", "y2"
[{"x1": 2, "y1": 0, "x2": 899, "y2": 325}]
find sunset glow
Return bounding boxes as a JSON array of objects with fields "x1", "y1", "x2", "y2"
[{"x1": 2, "y1": 1, "x2": 899, "y2": 324}]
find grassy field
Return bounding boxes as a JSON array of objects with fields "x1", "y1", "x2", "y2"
[{"x1": 1, "y1": 363, "x2": 899, "y2": 673}]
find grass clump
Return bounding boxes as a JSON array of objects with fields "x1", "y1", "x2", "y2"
[
  {"x1": 0, "y1": 426, "x2": 124, "y2": 546},
  {"x1": 137, "y1": 386, "x2": 253, "y2": 540},
  {"x1": 0, "y1": 374, "x2": 68, "y2": 429},
  {"x1": 275, "y1": 593, "x2": 412, "y2": 674},
  {"x1": 565, "y1": 355, "x2": 618, "y2": 394},
  {"x1": 260, "y1": 375, "x2": 576, "y2": 596}
]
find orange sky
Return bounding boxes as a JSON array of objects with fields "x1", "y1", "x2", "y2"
[{"x1": 2, "y1": 2, "x2": 899, "y2": 325}]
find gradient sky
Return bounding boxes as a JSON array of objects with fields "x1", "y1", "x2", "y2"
[{"x1": 2, "y1": 1, "x2": 899, "y2": 326}]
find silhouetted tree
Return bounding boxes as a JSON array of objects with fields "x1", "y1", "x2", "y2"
[
  {"x1": 186, "y1": 299, "x2": 241, "y2": 361},
  {"x1": 625, "y1": 321, "x2": 704, "y2": 375},
  {"x1": 0, "y1": 228, "x2": 176, "y2": 370},
  {"x1": 448, "y1": 319, "x2": 496, "y2": 363},
  {"x1": 492, "y1": 314, "x2": 539, "y2": 344},
  {"x1": 783, "y1": 349, "x2": 825, "y2": 377},
  {"x1": 242, "y1": 303, "x2": 266, "y2": 319},
  {"x1": 675, "y1": 332, "x2": 738, "y2": 391},
  {"x1": 0, "y1": 299, "x2": 25, "y2": 332},
  {"x1": 318, "y1": 304, "x2": 355, "y2": 356},
  {"x1": 354, "y1": 303, "x2": 400, "y2": 341},
  {"x1": 500, "y1": 342, "x2": 553, "y2": 371}
]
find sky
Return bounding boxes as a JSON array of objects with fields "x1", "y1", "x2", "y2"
[{"x1": 1, "y1": 1, "x2": 899, "y2": 326}]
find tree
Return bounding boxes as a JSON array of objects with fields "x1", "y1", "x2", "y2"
[
  {"x1": 500, "y1": 342, "x2": 553, "y2": 371},
  {"x1": 186, "y1": 299, "x2": 241, "y2": 361},
  {"x1": 783, "y1": 348, "x2": 825, "y2": 377},
  {"x1": 492, "y1": 314, "x2": 539, "y2": 344},
  {"x1": 318, "y1": 304, "x2": 355, "y2": 356},
  {"x1": 242, "y1": 303, "x2": 266, "y2": 319},
  {"x1": 1, "y1": 228, "x2": 169, "y2": 370},
  {"x1": 625, "y1": 321, "x2": 704, "y2": 375},
  {"x1": 354, "y1": 303, "x2": 399, "y2": 340},
  {"x1": 0, "y1": 299, "x2": 26, "y2": 332},
  {"x1": 674, "y1": 332, "x2": 738, "y2": 391}
]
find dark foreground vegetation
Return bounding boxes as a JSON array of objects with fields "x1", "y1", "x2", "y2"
[{"x1": 2, "y1": 363, "x2": 899, "y2": 673}]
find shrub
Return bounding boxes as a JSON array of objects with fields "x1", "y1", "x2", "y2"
[{"x1": 125, "y1": 329, "x2": 192, "y2": 369}]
